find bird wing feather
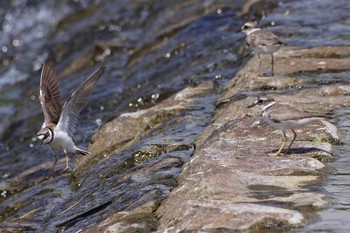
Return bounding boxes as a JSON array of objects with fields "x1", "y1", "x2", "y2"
[
  {"x1": 248, "y1": 30, "x2": 283, "y2": 47},
  {"x1": 39, "y1": 61, "x2": 62, "y2": 126},
  {"x1": 267, "y1": 104, "x2": 314, "y2": 123},
  {"x1": 56, "y1": 66, "x2": 105, "y2": 138}
]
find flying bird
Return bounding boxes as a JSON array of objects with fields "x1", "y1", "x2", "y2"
[{"x1": 37, "y1": 61, "x2": 105, "y2": 175}]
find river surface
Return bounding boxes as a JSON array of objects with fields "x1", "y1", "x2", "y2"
[
  {"x1": 300, "y1": 109, "x2": 350, "y2": 232},
  {"x1": 0, "y1": 0, "x2": 350, "y2": 232}
]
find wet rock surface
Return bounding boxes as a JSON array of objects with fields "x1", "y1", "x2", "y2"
[
  {"x1": 83, "y1": 81, "x2": 214, "y2": 167},
  {"x1": 156, "y1": 45, "x2": 350, "y2": 232}
]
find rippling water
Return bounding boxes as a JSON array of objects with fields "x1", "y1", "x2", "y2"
[{"x1": 300, "y1": 109, "x2": 350, "y2": 233}]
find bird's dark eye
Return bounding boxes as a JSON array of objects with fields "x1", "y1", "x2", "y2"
[
  {"x1": 258, "y1": 99, "x2": 263, "y2": 104},
  {"x1": 243, "y1": 25, "x2": 248, "y2": 30}
]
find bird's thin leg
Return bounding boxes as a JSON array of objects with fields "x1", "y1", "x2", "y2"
[
  {"x1": 271, "y1": 53, "x2": 275, "y2": 76},
  {"x1": 258, "y1": 53, "x2": 262, "y2": 76},
  {"x1": 284, "y1": 129, "x2": 297, "y2": 154},
  {"x1": 268, "y1": 131, "x2": 287, "y2": 156},
  {"x1": 63, "y1": 149, "x2": 71, "y2": 171}
]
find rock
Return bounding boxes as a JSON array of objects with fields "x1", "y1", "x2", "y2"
[
  {"x1": 156, "y1": 45, "x2": 348, "y2": 232},
  {"x1": 157, "y1": 117, "x2": 330, "y2": 232},
  {"x1": 274, "y1": 46, "x2": 350, "y2": 74},
  {"x1": 158, "y1": 202, "x2": 304, "y2": 233},
  {"x1": 221, "y1": 46, "x2": 350, "y2": 103},
  {"x1": 75, "y1": 81, "x2": 214, "y2": 172},
  {"x1": 82, "y1": 201, "x2": 159, "y2": 233}
]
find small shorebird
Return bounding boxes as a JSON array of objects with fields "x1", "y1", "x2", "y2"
[
  {"x1": 37, "y1": 61, "x2": 105, "y2": 175},
  {"x1": 239, "y1": 21, "x2": 284, "y2": 76},
  {"x1": 248, "y1": 97, "x2": 331, "y2": 156}
]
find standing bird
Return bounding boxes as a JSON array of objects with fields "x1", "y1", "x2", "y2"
[
  {"x1": 239, "y1": 21, "x2": 284, "y2": 76},
  {"x1": 37, "y1": 61, "x2": 105, "y2": 175},
  {"x1": 248, "y1": 97, "x2": 331, "y2": 156}
]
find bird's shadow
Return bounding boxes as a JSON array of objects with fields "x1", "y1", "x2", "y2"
[
  {"x1": 261, "y1": 72, "x2": 274, "y2": 77},
  {"x1": 267, "y1": 147, "x2": 334, "y2": 159}
]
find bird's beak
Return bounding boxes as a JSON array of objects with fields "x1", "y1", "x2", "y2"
[
  {"x1": 235, "y1": 28, "x2": 242, "y2": 33},
  {"x1": 37, "y1": 135, "x2": 44, "y2": 145}
]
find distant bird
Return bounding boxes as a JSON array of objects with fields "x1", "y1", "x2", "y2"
[
  {"x1": 248, "y1": 97, "x2": 331, "y2": 156},
  {"x1": 239, "y1": 21, "x2": 285, "y2": 76},
  {"x1": 37, "y1": 61, "x2": 105, "y2": 175}
]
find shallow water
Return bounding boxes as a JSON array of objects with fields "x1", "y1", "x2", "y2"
[{"x1": 299, "y1": 109, "x2": 350, "y2": 233}]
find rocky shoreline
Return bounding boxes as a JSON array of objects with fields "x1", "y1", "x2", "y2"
[
  {"x1": 2, "y1": 1, "x2": 350, "y2": 232},
  {"x1": 154, "y1": 46, "x2": 350, "y2": 232},
  {"x1": 77, "y1": 45, "x2": 350, "y2": 232}
]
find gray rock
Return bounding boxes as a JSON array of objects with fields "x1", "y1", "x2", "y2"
[{"x1": 156, "y1": 45, "x2": 350, "y2": 232}]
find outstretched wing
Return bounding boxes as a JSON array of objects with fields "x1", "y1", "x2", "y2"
[
  {"x1": 56, "y1": 66, "x2": 105, "y2": 138},
  {"x1": 39, "y1": 61, "x2": 62, "y2": 126}
]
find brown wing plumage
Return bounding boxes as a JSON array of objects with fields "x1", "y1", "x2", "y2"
[
  {"x1": 247, "y1": 30, "x2": 283, "y2": 48},
  {"x1": 267, "y1": 104, "x2": 319, "y2": 123},
  {"x1": 39, "y1": 61, "x2": 62, "y2": 126}
]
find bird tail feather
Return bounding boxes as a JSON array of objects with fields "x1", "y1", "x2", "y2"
[{"x1": 75, "y1": 147, "x2": 90, "y2": 155}]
